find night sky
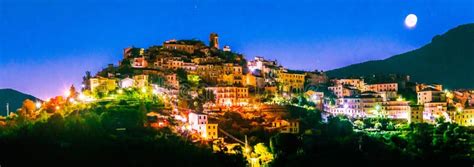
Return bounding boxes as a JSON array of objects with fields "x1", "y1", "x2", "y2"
[{"x1": 1, "y1": 0, "x2": 473, "y2": 99}]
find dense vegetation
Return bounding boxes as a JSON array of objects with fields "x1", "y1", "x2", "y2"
[
  {"x1": 270, "y1": 116, "x2": 473, "y2": 166},
  {"x1": 0, "y1": 98, "x2": 244, "y2": 167}
]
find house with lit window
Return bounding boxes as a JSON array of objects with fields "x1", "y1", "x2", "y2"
[
  {"x1": 188, "y1": 112, "x2": 208, "y2": 132},
  {"x1": 277, "y1": 70, "x2": 306, "y2": 93},
  {"x1": 131, "y1": 57, "x2": 148, "y2": 68},
  {"x1": 120, "y1": 77, "x2": 134, "y2": 88},
  {"x1": 188, "y1": 112, "x2": 219, "y2": 139},
  {"x1": 451, "y1": 108, "x2": 474, "y2": 126},
  {"x1": 382, "y1": 100, "x2": 410, "y2": 119},
  {"x1": 423, "y1": 102, "x2": 448, "y2": 123},
  {"x1": 206, "y1": 87, "x2": 249, "y2": 107},
  {"x1": 332, "y1": 78, "x2": 365, "y2": 90},
  {"x1": 133, "y1": 74, "x2": 149, "y2": 88},
  {"x1": 204, "y1": 123, "x2": 218, "y2": 139},
  {"x1": 417, "y1": 87, "x2": 446, "y2": 105},
  {"x1": 89, "y1": 77, "x2": 117, "y2": 92},
  {"x1": 364, "y1": 83, "x2": 398, "y2": 92},
  {"x1": 271, "y1": 119, "x2": 299, "y2": 134},
  {"x1": 408, "y1": 105, "x2": 423, "y2": 123},
  {"x1": 163, "y1": 40, "x2": 200, "y2": 54}
]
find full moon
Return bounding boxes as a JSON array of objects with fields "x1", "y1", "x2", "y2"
[{"x1": 405, "y1": 14, "x2": 418, "y2": 28}]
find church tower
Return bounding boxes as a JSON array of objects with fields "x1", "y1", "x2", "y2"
[{"x1": 209, "y1": 33, "x2": 219, "y2": 49}]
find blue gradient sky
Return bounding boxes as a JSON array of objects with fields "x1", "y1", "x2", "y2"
[{"x1": 1, "y1": 0, "x2": 473, "y2": 99}]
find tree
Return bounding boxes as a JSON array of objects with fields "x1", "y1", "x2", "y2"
[
  {"x1": 374, "y1": 122, "x2": 383, "y2": 130},
  {"x1": 18, "y1": 99, "x2": 36, "y2": 119},
  {"x1": 253, "y1": 143, "x2": 274, "y2": 165},
  {"x1": 354, "y1": 120, "x2": 365, "y2": 130}
]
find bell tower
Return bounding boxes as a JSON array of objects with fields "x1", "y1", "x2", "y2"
[{"x1": 209, "y1": 33, "x2": 219, "y2": 49}]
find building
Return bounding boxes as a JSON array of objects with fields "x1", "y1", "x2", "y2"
[
  {"x1": 408, "y1": 105, "x2": 423, "y2": 124},
  {"x1": 364, "y1": 83, "x2": 398, "y2": 92},
  {"x1": 327, "y1": 96, "x2": 364, "y2": 118},
  {"x1": 206, "y1": 87, "x2": 249, "y2": 107},
  {"x1": 163, "y1": 40, "x2": 199, "y2": 54},
  {"x1": 416, "y1": 83, "x2": 443, "y2": 92},
  {"x1": 382, "y1": 100, "x2": 410, "y2": 119},
  {"x1": 120, "y1": 77, "x2": 134, "y2": 88},
  {"x1": 305, "y1": 90, "x2": 324, "y2": 110},
  {"x1": 332, "y1": 78, "x2": 365, "y2": 90},
  {"x1": 205, "y1": 123, "x2": 219, "y2": 139},
  {"x1": 123, "y1": 47, "x2": 144, "y2": 59},
  {"x1": 188, "y1": 112, "x2": 218, "y2": 139},
  {"x1": 359, "y1": 92, "x2": 384, "y2": 117},
  {"x1": 167, "y1": 59, "x2": 184, "y2": 70},
  {"x1": 247, "y1": 56, "x2": 279, "y2": 78},
  {"x1": 305, "y1": 71, "x2": 328, "y2": 86},
  {"x1": 133, "y1": 75, "x2": 149, "y2": 88},
  {"x1": 217, "y1": 74, "x2": 243, "y2": 86},
  {"x1": 165, "y1": 74, "x2": 179, "y2": 89},
  {"x1": 89, "y1": 77, "x2": 117, "y2": 92},
  {"x1": 223, "y1": 45, "x2": 231, "y2": 52},
  {"x1": 417, "y1": 88, "x2": 446, "y2": 105},
  {"x1": 195, "y1": 64, "x2": 223, "y2": 84},
  {"x1": 209, "y1": 33, "x2": 219, "y2": 49},
  {"x1": 131, "y1": 57, "x2": 148, "y2": 68},
  {"x1": 271, "y1": 120, "x2": 299, "y2": 134},
  {"x1": 423, "y1": 102, "x2": 448, "y2": 123},
  {"x1": 451, "y1": 108, "x2": 474, "y2": 126},
  {"x1": 328, "y1": 84, "x2": 360, "y2": 98},
  {"x1": 277, "y1": 70, "x2": 306, "y2": 93},
  {"x1": 182, "y1": 62, "x2": 197, "y2": 71},
  {"x1": 188, "y1": 112, "x2": 208, "y2": 131}
]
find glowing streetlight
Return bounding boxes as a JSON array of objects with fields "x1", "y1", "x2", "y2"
[
  {"x1": 78, "y1": 93, "x2": 85, "y2": 100},
  {"x1": 397, "y1": 96, "x2": 403, "y2": 102},
  {"x1": 375, "y1": 105, "x2": 381, "y2": 111},
  {"x1": 35, "y1": 101, "x2": 42, "y2": 109},
  {"x1": 64, "y1": 90, "x2": 71, "y2": 97}
]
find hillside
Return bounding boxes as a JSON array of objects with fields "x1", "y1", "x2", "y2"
[
  {"x1": 327, "y1": 23, "x2": 474, "y2": 89},
  {"x1": 0, "y1": 89, "x2": 40, "y2": 116}
]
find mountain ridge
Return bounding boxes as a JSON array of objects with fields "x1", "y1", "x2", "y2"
[
  {"x1": 326, "y1": 23, "x2": 474, "y2": 89},
  {"x1": 0, "y1": 88, "x2": 40, "y2": 116}
]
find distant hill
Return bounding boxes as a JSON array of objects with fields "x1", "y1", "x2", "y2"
[
  {"x1": 326, "y1": 23, "x2": 474, "y2": 89},
  {"x1": 0, "y1": 89, "x2": 40, "y2": 116}
]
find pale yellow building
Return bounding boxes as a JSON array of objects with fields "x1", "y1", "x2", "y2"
[
  {"x1": 452, "y1": 108, "x2": 474, "y2": 126},
  {"x1": 133, "y1": 74, "x2": 149, "y2": 88},
  {"x1": 205, "y1": 123, "x2": 219, "y2": 139},
  {"x1": 206, "y1": 87, "x2": 249, "y2": 107},
  {"x1": 277, "y1": 71, "x2": 305, "y2": 93},
  {"x1": 272, "y1": 120, "x2": 299, "y2": 134},
  {"x1": 90, "y1": 77, "x2": 117, "y2": 92}
]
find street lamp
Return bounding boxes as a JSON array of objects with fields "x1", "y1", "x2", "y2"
[{"x1": 35, "y1": 101, "x2": 42, "y2": 109}]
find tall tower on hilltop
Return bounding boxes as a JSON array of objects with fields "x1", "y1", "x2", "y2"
[{"x1": 209, "y1": 33, "x2": 219, "y2": 49}]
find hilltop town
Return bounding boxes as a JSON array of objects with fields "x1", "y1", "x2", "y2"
[{"x1": 1, "y1": 33, "x2": 473, "y2": 165}]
